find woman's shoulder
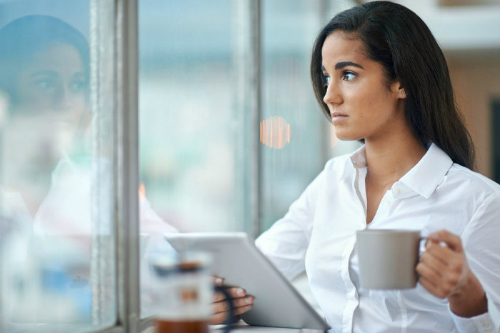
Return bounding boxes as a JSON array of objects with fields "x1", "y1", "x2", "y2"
[{"x1": 446, "y1": 163, "x2": 500, "y2": 199}]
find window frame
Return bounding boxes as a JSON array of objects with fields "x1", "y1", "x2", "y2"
[
  {"x1": 233, "y1": 0, "x2": 263, "y2": 238},
  {"x1": 91, "y1": 0, "x2": 142, "y2": 331}
]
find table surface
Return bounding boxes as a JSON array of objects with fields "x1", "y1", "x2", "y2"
[{"x1": 142, "y1": 321, "x2": 326, "y2": 333}]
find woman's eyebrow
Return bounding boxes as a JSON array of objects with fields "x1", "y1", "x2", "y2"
[
  {"x1": 30, "y1": 70, "x2": 58, "y2": 78},
  {"x1": 335, "y1": 61, "x2": 363, "y2": 70}
]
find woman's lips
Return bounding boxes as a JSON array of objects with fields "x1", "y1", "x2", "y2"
[{"x1": 331, "y1": 112, "x2": 348, "y2": 123}]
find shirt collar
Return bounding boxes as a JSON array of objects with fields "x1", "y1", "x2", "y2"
[
  {"x1": 349, "y1": 145, "x2": 367, "y2": 169},
  {"x1": 399, "y1": 143, "x2": 453, "y2": 199},
  {"x1": 349, "y1": 143, "x2": 453, "y2": 199}
]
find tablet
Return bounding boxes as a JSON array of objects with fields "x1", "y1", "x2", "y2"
[{"x1": 164, "y1": 232, "x2": 330, "y2": 330}]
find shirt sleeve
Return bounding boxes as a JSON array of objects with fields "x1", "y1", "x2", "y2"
[
  {"x1": 450, "y1": 192, "x2": 500, "y2": 333},
  {"x1": 255, "y1": 169, "x2": 325, "y2": 281}
]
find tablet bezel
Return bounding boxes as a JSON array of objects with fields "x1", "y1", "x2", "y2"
[{"x1": 164, "y1": 232, "x2": 330, "y2": 330}]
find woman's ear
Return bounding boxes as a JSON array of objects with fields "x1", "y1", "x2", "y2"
[
  {"x1": 391, "y1": 80, "x2": 406, "y2": 99},
  {"x1": 398, "y1": 85, "x2": 407, "y2": 99}
]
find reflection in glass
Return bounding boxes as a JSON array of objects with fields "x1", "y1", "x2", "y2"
[
  {"x1": 260, "y1": 116, "x2": 291, "y2": 150},
  {"x1": 0, "y1": 11, "x2": 115, "y2": 329}
]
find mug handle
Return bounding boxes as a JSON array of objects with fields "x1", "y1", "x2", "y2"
[
  {"x1": 418, "y1": 237, "x2": 428, "y2": 254},
  {"x1": 214, "y1": 285, "x2": 236, "y2": 333},
  {"x1": 420, "y1": 236, "x2": 449, "y2": 251}
]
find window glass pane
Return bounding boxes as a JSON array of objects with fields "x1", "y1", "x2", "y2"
[
  {"x1": 138, "y1": 0, "x2": 238, "y2": 234},
  {"x1": 138, "y1": 0, "x2": 241, "y2": 317},
  {"x1": 0, "y1": 0, "x2": 116, "y2": 330},
  {"x1": 261, "y1": 0, "x2": 327, "y2": 232}
]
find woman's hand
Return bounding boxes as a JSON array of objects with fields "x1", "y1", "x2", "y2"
[
  {"x1": 209, "y1": 277, "x2": 255, "y2": 325},
  {"x1": 416, "y1": 230, "x2": 488, "y2": 317}
]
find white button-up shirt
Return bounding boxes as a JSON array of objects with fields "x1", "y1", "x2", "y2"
[{"x1": 256, "y1": 144, "x2": 500, "y2": 333}]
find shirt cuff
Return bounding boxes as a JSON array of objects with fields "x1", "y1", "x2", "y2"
[{"x1": 449, "y1": 305, "x2": 497, "y2": 333}]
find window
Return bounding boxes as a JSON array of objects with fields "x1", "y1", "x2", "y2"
[{"x1": 0, "y1": 0, "x2": 117, "y2": 331}]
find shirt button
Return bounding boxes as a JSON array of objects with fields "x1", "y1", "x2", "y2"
[{"x1": 384, "y1": 200, "x2": 391, "y2": 206}]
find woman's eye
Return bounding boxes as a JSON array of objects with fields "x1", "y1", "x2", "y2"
[
  {"x1": 342, "y1": 71, "x2": 356, "y2": 81},
  {"x1": 323, "y1": 75, "x2": 331, "y2": 86},
  {"x1": 70, "y1": 80, "x2": 88, "y2": 92},
  {"x1": 35, "y1": 79, "x2": 55, "y2": 90}
]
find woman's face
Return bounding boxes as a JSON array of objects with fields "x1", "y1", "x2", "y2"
[
  {"x1": 14, "y1": 42, "x2": 88, "y2": 128},
  {"x1": 321, "y1": 31, "x2": 406, "y2": 142},
  {"x1": 2, "y1": 42, "x2": 88, "y2": 184}
]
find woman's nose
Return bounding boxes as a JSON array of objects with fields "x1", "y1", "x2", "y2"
[
  {"x1": 53, "y1": 86, "x2": 79, "y2": 111},
  {"x1": 323, "y1": 83, "x2": 342, "y2": 106}
]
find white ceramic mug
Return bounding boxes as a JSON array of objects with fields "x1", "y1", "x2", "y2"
[{"x1": 356, "y1": 229, "x2": 424, "y2": 289}]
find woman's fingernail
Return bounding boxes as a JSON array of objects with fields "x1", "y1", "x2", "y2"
[
  {"x1": 215, "y1": 278, "x2": 223, "y2": 285},
  {"x1": 245, "y1": 296, "x2": 253, "y2": 304},
  {"x1": 237, "y1": 288, "x2": 245, "y2": 296}
]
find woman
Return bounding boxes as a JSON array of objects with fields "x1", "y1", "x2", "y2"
[
  {"x1": 0, "y1": 15, "x2": 90, "y2": 218},
  {"x1": 214, "y1": 2, "x2": 500, "y2": 332}
]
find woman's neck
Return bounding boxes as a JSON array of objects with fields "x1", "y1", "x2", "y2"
[
  {"x1": 364, "y1": 127, "x2": 427, "y2": 188},
  {"x1": 6, "y1": 174, "x2": 52, "y2": 218}
]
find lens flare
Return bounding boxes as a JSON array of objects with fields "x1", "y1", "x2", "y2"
[{"x1": 260, "y1": 116, "x2": 291, "y2": 149}]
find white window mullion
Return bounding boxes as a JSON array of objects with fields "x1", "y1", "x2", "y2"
[
  {"x1": 233, "y1": 0, "x2": 262, "y2": 238},
  {"x1": 90, "y1": 0, "x2": 118, "y2": 327},
  {"x1": 90, "y1": 0, "x2": 141, "y2": 331}
]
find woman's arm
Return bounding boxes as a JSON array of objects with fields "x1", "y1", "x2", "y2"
[{"x1": 255, "y1": 169, "x2": 325, "y2": 280}]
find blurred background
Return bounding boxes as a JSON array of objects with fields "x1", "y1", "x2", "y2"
[{"x1": 0, "y1": 0, "x2": 499, "y2": 330}]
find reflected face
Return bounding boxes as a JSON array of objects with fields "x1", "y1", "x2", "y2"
[
  {"x1": 3, "y1": 42, "x2": 89, "y2": 182},
  {"x1": 321, "y1": 31, "x2": 405, "y2": 142},
  {"x1": 14, "y1": 42, "x2": 88, "y2": 130}
]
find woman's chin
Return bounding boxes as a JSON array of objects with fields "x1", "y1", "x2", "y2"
[{"x1": 334, "y1": 131, "x2": 363, "y2": 142}]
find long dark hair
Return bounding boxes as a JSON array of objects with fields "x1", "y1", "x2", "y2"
[
  {"x1": 311, "y1": 1, "x2": 475, "y2": 169},
  {"x1": 0, "y1": 15, "x2": 89, "y2": 108}
]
